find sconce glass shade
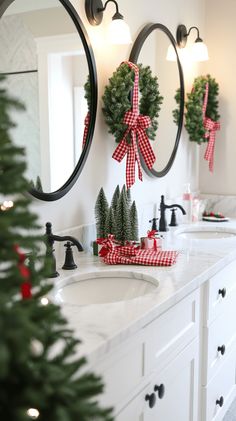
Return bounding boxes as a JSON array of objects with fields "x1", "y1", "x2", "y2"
[
  {"x1": 191, "y1": 40, "x2": 209, "y2": 61},
  {"x1": 166, "y1": 44, "x2": 176, "y2": 61},
  {"x1": 107, "y1": 18, "x2": 132, "y2": 44}
]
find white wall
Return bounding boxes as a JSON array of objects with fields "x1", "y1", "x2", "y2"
[
  {"x1": 30, "y1": 0, "x2": 205, "y2": 234},
  {"x1": 199, "y1": 0, "x2": 236, "y2": 195}
]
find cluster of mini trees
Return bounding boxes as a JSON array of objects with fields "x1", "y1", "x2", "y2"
[{"x1": 95, "y1": 185, "x2": 139, "y2": 244}]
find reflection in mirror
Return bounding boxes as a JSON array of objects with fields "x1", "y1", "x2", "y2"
[
  {"x1": 129, "y1": 23, "x2": 184, "y2": 177},
  {"x1": 0, "y1": 0, "x2": 96, "y2": 199}
]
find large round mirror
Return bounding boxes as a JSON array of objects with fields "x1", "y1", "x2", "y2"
[
  {"x1": 0, "y1": 0, "x2": 97, "y2": 200},
  {"x1": 129, "y1": 23, "x2": 184, "y2": 177}
]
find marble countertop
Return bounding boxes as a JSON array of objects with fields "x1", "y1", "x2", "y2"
[{"x1": 50, "y1": 220, "x2": 236, "y2": 367}]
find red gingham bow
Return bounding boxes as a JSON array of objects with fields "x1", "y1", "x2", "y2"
[
  {"x1": 82, "y1": 112, "x2": 90, "y2": 148},
  {"x1": 204, "y1": 118, "x2": 220, "y2": 172},
  {"x1": 202, "y1": 82, "x2": 220, "y2": 172},
  {"x1": 112, "y1": 61, "x2": 156, "y2": 189}
]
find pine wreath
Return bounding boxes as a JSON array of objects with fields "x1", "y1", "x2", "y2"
[
  {"x1": 185, "y1": 74, "x2": 220, "y2": 144},
  {"x1": 102, "y1": 62, "x2": 163, "y2": 144}
]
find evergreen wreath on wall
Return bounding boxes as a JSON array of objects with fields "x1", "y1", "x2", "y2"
[
  {"x1": 102, "y1": 62, "x2": 163, "y2": 144},
  {"x1": 185, "y1": 74, "x2": 220, "y2": 144}
]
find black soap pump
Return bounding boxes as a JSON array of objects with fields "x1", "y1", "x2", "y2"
[{"x1": 149, "y1": 218, "x2": 159, "y2": 231}]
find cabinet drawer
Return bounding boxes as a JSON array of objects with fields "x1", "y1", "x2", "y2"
[
  {"x1": 202, "y1": 350, "x2": 236, "y2": 421},
  {"x1": 144, "y1": 289, "x2": 199, "y2": 375},
  {"x1": 202, "y1": 297, "x2": 236, "y2": 385},
  {"x1": 205, "y1": 260, "x2": 236, "y2": 324}
]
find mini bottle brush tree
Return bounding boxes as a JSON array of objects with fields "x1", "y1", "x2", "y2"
[
  {"x1": 0, "y1": 76, "x2": 113, "y2": 421},
  {"x1": 95, "y1": 184, "x2": 139, "y2": 244}
]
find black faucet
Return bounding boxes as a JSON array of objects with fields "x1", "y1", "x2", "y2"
[
  {"x1": 159, "y1": 195, "x2": 186, "y2": 232},
  {"x1": 45, "y1": 222, "x2": 83, "y2": 278}
]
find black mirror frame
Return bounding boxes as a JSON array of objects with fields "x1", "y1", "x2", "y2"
[
  {"x1": 129, "y1": 23, "x2": 184, "y2": 178},
  {"x1": 0, "y1": 0, "x2": 97, "y2": 201}
]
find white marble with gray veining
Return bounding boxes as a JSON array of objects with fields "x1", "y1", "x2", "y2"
[{"x1": 50, "y1": 219, "x2": 236, "y2": 367}]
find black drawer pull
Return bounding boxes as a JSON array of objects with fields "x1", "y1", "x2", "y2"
[
  {"x1": 217, "y1": 345, "x2": 226, "y2": 355},
  {"x1": 154, "y1": 383, "x2": 165, "y2": 399},
  {"x1": 145, "y1": 392, "x2": 156, "y2": 408},
  {"x1": 216, "y1": 396, "x2": 224, "y2": 407},
  {"x1": 218, "y1": 288, "x2": 226, "y2": 298}
]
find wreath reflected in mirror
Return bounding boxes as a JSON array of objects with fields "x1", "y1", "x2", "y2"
[{"x1": 102, "y1": 61, "x2": 163, "y2": 188}]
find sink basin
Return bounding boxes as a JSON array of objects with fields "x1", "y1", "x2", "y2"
[
  {"x1": 175, "y1": 226, "x2": 236, "y2": 240},
  {"x1": 54, "y1": 271, "x2": 158, "y2": 306}
]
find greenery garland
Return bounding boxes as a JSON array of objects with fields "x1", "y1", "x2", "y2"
[
  {"x1": 102, "y1": 63, "x2": 163, "y2": 144},
  {"x1": 185, "y1": 74, "x2": 220, "y2": 144}
]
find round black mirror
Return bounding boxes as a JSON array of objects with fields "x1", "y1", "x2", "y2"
[
  {"x1": 0, "y1": 0, "x2": 97, "y2": 200},
  {"x1": 129, "y1": 23, "x2": 184, "y2": 177}
]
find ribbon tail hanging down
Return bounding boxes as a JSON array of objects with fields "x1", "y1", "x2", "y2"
[{"x1": 204, "y1": 118, "x2": 220, "y2": 172}]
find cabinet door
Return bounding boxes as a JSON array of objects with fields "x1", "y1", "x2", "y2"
[{"x1": 117, "y1": 339, "x2": 199, "y2": 421}]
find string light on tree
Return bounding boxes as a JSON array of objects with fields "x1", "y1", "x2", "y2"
[
  {"x1": 40, "y1": 297, "x2": 49, "y2": 306},
  {"x1": 0, "y1": 200, "x2": 14, "y2": 211},
  {"x1": 26, "y1": 408, "x2": 40, "y2": 419}
]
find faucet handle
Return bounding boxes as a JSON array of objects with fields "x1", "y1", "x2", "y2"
[
  {"x1": 169, "y1": 209, "x2": 177, "y2": 227},
  {"x1": 62, "y1": 242, "x2": 77, "y2": 270}
]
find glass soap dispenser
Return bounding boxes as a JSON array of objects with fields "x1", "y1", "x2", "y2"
[{"x1": 183, "y1": 183, "x2": 192, "y2": 223}]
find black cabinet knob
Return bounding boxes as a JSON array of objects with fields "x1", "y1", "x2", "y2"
[
  {"x1": 217, "y1": 345, "x2": 226, "y2": 355},
  {"x1": 216, "y1": 396, "x2": 224, "y2": 407},
  {"x1": 218, "y1": 288, "x2": 226, "y2": 298},
  {"x1": 154, "y1": 383, "x2": 165, "y2": 399},
  {"x1": 145, "y1": 392, "x2": 156, "y2": 408}
]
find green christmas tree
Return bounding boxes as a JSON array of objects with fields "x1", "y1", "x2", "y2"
[
  {"x1": 115, "y1": 188, "x2": 132, "y2": 244},
  {"x1": 105, "y1": 207, "x2": 116, "y2": 237},
  {"x1": 110, "y1": 185, "x2": 120, "y2": 215},
  {"x1": 95, "y1": 187, "x2": 109, "y2": 238},
  {"x1": 0, "y1": 76, "x2": 113, "y2": 421},
  {"x1": 130, "y1": 200, "x2": 139, "y2": 241}
]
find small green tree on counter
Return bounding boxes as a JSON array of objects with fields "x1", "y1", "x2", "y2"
[
  {"x1": 95, "y1": 187, "x2": 109, "y2": 238},
  {"x1": 130, "y1": 200, "x2": 139, "y2": 241},
  {"x1": 0, "y1": 76, "x2": 113, "y2": 421},
  {"x1": 115, "y1": 188, "x2": 132, "y2": 244},
  {"x1": 110, "y1": 184, "x2": 120, "y2": 215},
  {"x1": 105, "y1": 207, "x2": 116, "y2": 237}
]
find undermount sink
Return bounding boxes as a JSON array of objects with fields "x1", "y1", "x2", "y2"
[
  {"x1": 54, "y1": 271, "x2": 158, "y2": 306},
  {"x1": 175, "y1": 226, "x2": 236, "y2": 240}
]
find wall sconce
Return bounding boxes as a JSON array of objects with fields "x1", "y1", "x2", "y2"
[
  {"x1": 85, "y1": 0, "x2": 132, "y2": 44},
  {"x1": 176, "y1": 24, "x2": 209, "y2": 61}
]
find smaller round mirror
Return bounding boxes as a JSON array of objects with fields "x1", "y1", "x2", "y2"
[{"x1": 129, "y1": 23, "x2": 184, "y2": 177}]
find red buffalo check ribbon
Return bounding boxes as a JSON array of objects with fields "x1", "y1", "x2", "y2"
[
  {"x1": 202, "y1": 82, "x2": 220, "y2": 172},
  {"x1": 112, "y1": 61, "x2": 156, "y2": 189},
  {"x1": 82, "y1": 112, "x2": 90, "y2": 148}
]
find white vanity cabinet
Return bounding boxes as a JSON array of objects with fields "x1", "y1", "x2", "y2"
[
  {"x1": 117, "y1": 338, "x2": 199, "y2": 421},
  {"x1": 94, "y1": 289, "x2": 200, "y2": 420},
  {"x1": 200, "y1": 259, "x2": 236, "y2": 421}
]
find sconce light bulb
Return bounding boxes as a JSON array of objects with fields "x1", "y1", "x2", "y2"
[
  {"x1": 191, "y1": 40, "x2": 209, "y2": 61},
  {"x1": 107, "y1": 18, "x2": 132, "y2": 44}
]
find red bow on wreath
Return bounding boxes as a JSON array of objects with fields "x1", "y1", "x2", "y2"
[
  {"x1": 202, "y1": 82, "x2": 221, "y2": 172},
  {"x1": 112, "y1": 61, "x2": 156, "y2": 189}
]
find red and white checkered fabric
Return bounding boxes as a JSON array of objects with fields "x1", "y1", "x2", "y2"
[
  {"x1": 103, "y1": 249, "x2": 178, "y2": 266},
  {"x1": 97, "y1": 237, "x2": 178, "y2": 267},
  {"x1": 201, "y1": 82, "x2": 220, "y2": 172},
  {"x1": 112, "y1": 61, "x2": 156, "y2": 189},
  {"x1": 204, "y1": 117, "x2": 220, "y2": 172},
  {"x1": 82, "y1": 112, "x2": 90, "y2": 148},
  {"x1": 202, "y1": 82, "x2": 209, "y2": 118}
]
